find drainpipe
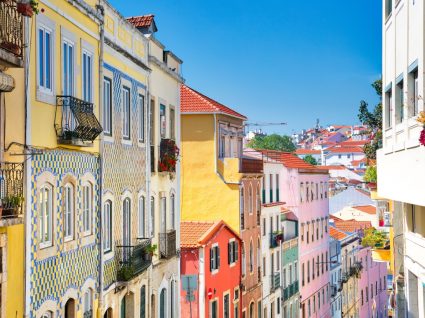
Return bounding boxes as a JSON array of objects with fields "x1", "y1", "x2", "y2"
[
  {"x1": 97, "y1": 2, "x2": 105, "y2": 315},
  {"x1": 23, "y1": 15, "x2": 31, "y2": 318}
]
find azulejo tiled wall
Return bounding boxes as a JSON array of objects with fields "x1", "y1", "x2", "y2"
[
  {"x1": 30, "y1": 150, "x2": 100, "y2": 317},
  {"x1": 102, "y1": 63, "x2": 148, "y2": 289}
]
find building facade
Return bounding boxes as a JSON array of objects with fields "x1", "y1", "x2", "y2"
[
  {"x1": 378, "y1": 0, "x2": 424, "y2": 317},
  {"x1": 329, "y1": 230, "x2": 343, "y2": 318},
  {"x1": 26, "y1": 1, "x2": 103, "y2": 317},
  {"x1": 180, "y1": 221, "x2": 242, "y2": 318}
]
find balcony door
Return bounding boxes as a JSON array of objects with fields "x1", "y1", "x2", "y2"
[
  {"x1": 123, "y1": 198, "x2": 131, "y2": 260},
  {"x1": 160, "y1": 196, "x2": 166, "y2": 234}
]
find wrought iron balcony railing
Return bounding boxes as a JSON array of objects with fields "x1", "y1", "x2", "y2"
[
  {"x1": 55, "y1": 96, "x2": 102, "y2": 146},
  {"x1": 159, "y1": 229, "x2": 177, "y2": 259},
  {"x1": 0, "y1": 0, "x2": 24, "y2": 64},
  {"x1": 283, "y1": 281, "x2": 299, "y2": 301},
  {"x1": 270, "y1": 272, "x2": 280, "y2": 293},
  {"x1": 0, "y1": 162, "x2": 24, "y2": 220},
  {"x1": 158, "y1": 139, "x2": 178, "y2": 173},
  {"x1": 270, "y1": 231, "x2": 283, "y2": 248},
  {"x1": 349, "y1": 261, "x2": 363, "y2": 277},
  {"x1": 116, "y1": 238, "x2": 152, "y2": 282}
]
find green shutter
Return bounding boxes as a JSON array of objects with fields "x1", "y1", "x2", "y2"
[{"x1": 217, "y1": 246, "x2": 220, "y2": 269}]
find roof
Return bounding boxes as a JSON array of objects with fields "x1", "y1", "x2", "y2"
[
  {"x1": 180, "y1": 85, "x2": 247, "y2": 120},
  {"x1": 180, "y1": 220, "x2": 240, "y2": 248},
  {"x1": 355, "y1": 188, "x2": 370, "y2": 196},
  {"x1": 261, "y1": 150, "x2": 317, "y2": 169},
  {"x1": 325, "y1": 145, "x2": 364, "y2": 154},
  {"x1": 126, "y1": 14, "x2": 155, "y2": 28},
  {"x1": 295, "y1": 149, "x2": 321, "y2": 155},
  {"x1": 352, "y1": 205, "x2": 376, "y2": 215},
  {"x1": 333, "y1": 219, "x2": 372, "y2": 233},
  {"x1": 316, "y1": 165, "x2": 346, "y2": 170},
  {"x1": 330, "y1": 226, "x2": 348, "y2": 240},
  {"x1": 351, "y1": 158, "x2": 367, "y2": 166}
]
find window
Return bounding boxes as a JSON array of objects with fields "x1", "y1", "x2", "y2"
[
  {"x1": 160, "y1": 288, "x2": 167, "y2": 318},
  {"x1": 242, "y1": 245, "x2": 246, "y2": 276},
  {"x1": 84, "y1": 290, "x2": 93, "y2": 317},
  {"x1": 240, "y1": 188, "x2": 245, "y2": 230},
  {"x1": 104, "y1": 200, "x2": 112, "y2": 253},
  {"x1": 249, "y1": 241, "x2": 253, "y2": 272},
  {"x1": 228, "y1": 240, "x2": 238, "y2": 264},
  {"x1": 306, "y1": 182, "x2": 309, "y2": 202},
  {"x1": 62, "y1": 39, "x2": 74, "y2": 95},
  {"x1": 269, "y1": 174, "x2": 273, "y2": 202},
  {"x1": 300, "y1": 183, "x2": 304, "y2": 202},
  {"x1": 82, "y1": 50, "x2": 93, "y2": 102},
  {"x1": 170, "y1": 107, "x2": 175, "y2": 140},
  {"x1": 123, "y1": 198, "x2": 131, "y2": 251},
  {"x1": 210, "y1": 300, "x2": 218, "y2": 318},
  {"x1": 396, "y1": 80, "x2": 404, "y2": 124},
  {"x1": 307, "y1": 260, "x2": 310, "y2": 283},
  {"x1": 320, "y1": 182, "x2": 323, "y2": 199},
  {"x1": 385, "y1": 89, "x2": 393, "y2": 128},
  {"x1": 41, "y1": 312, "x2": 53, "y2": 318},
  {"x1": 170, "y1": 281, "x2": 175, "y2": 318},
  {"x1": 263, "y1": 257, "x2": 266, "y2": 277},
  {"x1": 138, "y1": 196, "x2": 145, "y2": 237},
  {"x1": 138, "y1": 94, "x2": 145, "y2": 142},
  {"x1": 170, "y1": 193, "x2": 175, "y2": 230},
  {"x1": 38, "y1": 25, "x2": 53, "y2": 92},
  {"x1": 366, "y1": 286, "x2": 369, "y2": 302},
  {"x1": 258, "y1": 302, "x2": 262, "y2": 318},
  {"x1": 122, "y1": 86, "x2": 131, "y2": 140},
  {"x1": 262, "y1": 177, "x2": 266, "y2": 203},
  {"x1": 302, "y1": 262, "x2": 305, "y2": 286},
  {"x1": 321, "y1": 253, "x2": 324, "y2": 274},
  {"x1": 262, "y1": 218, "x2": 266, "y2": 236},
  {"x1": 210, "y1": 245, "x2": 220, "y2": 271},
  {"x1": 150, "y1": 197, "x2": 155, "y2": 237},
  {"x1": 103, "y1": 77, "x2": 112, "y2": 136},
  {"x1": 160, "y1": 104, "x2": 166, "y2": 138},
  {"x1": 313, "y1": 295, "x2": 316, "y2": 313},
  {"x1": 140, "y1": 285, "x2": 146, "y2": 318},
  {"x1": 316, "y1": 183, "x2": 318, "y2": 200},
  {"x1": 385, "y1": 0, "x2": 392, "y2": 18},
  {"x1": 409, "y1": 68, "x2": 419, "y2": 117},
  {"x1": 82, "y1": 183, "x2": 93, "y2": 235},
  {"x1": 361, "y1": 290, "x2": 364, "y2": 305},
  {"x1": 224, "y1": 294, "x2": 230, "y2": 318},
  {"x1": 248, "y1": 186, "x2": 253, "y2": 214},
  {"x1": 160, "y1": 196, "x2": 166, "y2": 233},
  {"x1": 275, "y1": 174, "x2": 279, "y2": 202},
  {"x1": 326, "y1": 252, "x2": 329, "y2": 271},
  {"x1": 256, "y1": 186, "x2": 261, "y2": 225},
  {"x1": 64, "y1": 183, "x2": 74, "y2": 241},
  {"x1": 312, "y1": 257, "x2": 315, "y2": 279},
  {"x1": 40, "y1": 184, "x2": 53, "y2": 247}
]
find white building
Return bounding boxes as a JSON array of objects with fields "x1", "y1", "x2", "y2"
[
  {"x1": 378, "y1": 0, "x2": 425, "y2": 317},
  {"x1": 329, "y1": 236, "x2": 342, "y2": 318}
]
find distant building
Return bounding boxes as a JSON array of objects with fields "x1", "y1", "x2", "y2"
[{"x1": 329, "y1": 187, "x2": 374, "y2": 214}]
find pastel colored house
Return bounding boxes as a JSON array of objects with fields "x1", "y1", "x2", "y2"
[
  {"x1": 332, "y1": 205, "x2": 379, "y2": 228},
  {"x1": 323, "y1": 145, "x2": 365, "y2": 167},
  {"x1": 180, "y1": 221, "x2": 242, "y2": 318}
]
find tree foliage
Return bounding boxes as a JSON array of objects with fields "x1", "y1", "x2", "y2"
[
  {"x1": 358, "y1": 79, "x2": 383, "y2": 160},
  {"x1": 363, "y1": 166, "x2": 377, "y2": 183},
  {"x1": 303, "y1": 155, "x2": 318, "y2": 165},
  {"x1": 361, "y1": 228, "x2": 388, "y2": 249},
  {"x1": 248, "y1": 134, "x2": 296, "y2": 152}
]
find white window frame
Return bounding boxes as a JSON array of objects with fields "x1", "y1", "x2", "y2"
[
  {"x1": 138, "y1": 195, "x2": 146, "y2": 238},
  {"x1": 82, "y1": 182, "x2": 93, "y2": 236},
  {"x1": 82, "y1": 48, "x2": 93, "y2": 102},
  {"x1": 63, "y1": 183, "x2": 74, "y2": 242},
  {"x1": 210, "y1": 243, "x2": 220, "y2": 273},
  {"x1": 169, "y1": 106, "x2": 176, "y2": 140},
  {"x1": 138, "y1": 93, "x2": 145, "y2": 143},
  {"x1": 223, "y1": 292, "x2": 230, "y2": 318},
  {"x1": 37, "y1": 23, "x2": 54, "y2": 95},
  {"x1": 62, "y1": 37, "x2": 75, "y2": 96},
  {"x1": 39, "y1": 184, "x2": 53, "y2": 249},
  {"x1": 170, "y1": 192, "x2": 175, "y2": 230},
  {"x1": 122, "y1": 86, "x2": 131, "y2": 141},
  {"x1": 103, "y1": 199, "x2": 112, "y2": 253},
  {"x1": 103, "y1": 77, "x2": 113, "y2": 136},
  {"x1": 159, "y1": 103, "x2": 167, "y2": 139},
  {"x1": 150, "y1": 196, "x2": 155, "y2": 237},
  {"x1": 41, "y1": 312, "x2": 53, "y2": 318},
  {"x1": 83, "y1": 289, "x2": 93, "y2": 316}
]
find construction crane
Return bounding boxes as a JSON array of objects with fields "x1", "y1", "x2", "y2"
[{"x1": 244, "y1": 122, "x2": 287, "y2": 134}]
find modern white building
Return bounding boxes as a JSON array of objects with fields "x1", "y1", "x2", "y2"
[{"x1": 378, "y1": 0, "x2": 425, "y2": 317}]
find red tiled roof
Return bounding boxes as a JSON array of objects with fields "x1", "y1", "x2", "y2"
[
  {"x1": 333, "y1": 219, "x2": 372, "y2": 233},
  {"x1": 355, "y1": 188, "x2": 370, "y2": 196},
  {"x1": 351, "y1": 158, "x2": 367, "y2": 166},
  {"x1": 330, "y1": 226, "x2": 348, "y2": 240},
  {"x1": 340, "y1": 140, "x2": 369, "y2": 146},
  {"x1": 352, "y1": 205, "x2": 376, "y2": 215},
  {"x1": 326, "y1": 145, "x2": 364, "y2": 154},
  {"x1": 330, "y1": 215, "x2": 343, "y2": 221},
  {"x1": 126, "y1": 14, "x2": 155, "y2": 28},
  {"x1": 316, "y1": 165, "x2": 346, "y2": 170},
  {"x1": 295, "y1": 149, "x2": 321, "y2": 155},
  {"x1": 261, "y1": 150, "x2": 316, "y2": 169},
  {"x1": 180, "y1": 85, "x2": 247, "y2": 119}
]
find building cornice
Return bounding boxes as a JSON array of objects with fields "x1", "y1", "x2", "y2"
[
  {"x1": 105, "y1": 37, "x2": 151, "y2": 72},
  {"x1": 148, "y1": 55, "x2": 184, "y2": 83}
]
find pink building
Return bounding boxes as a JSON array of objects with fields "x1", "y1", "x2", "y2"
[
  {"x1": 357, "y1": 247, "x2": 388, "y2": 318},
  {"x1": 262, "y1": 151, "x2": 331, "y2": 318}
]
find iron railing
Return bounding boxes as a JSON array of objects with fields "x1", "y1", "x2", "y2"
[
  {"x1": 270, "y1": 272, "x2": 280, "y2": 293},
  {"x1": 349, "y1": 261, "x2": 363, "y2": 277},
  {"x1": 158, "y1": 139, "x2": 178, "y2": 173},
  {"x1": 0, "y1": 162, "x2": 24, "y2": 218},
  {"x1": 55, "y1": 96, "x2": 102, "y2": 145},
  {"x1": 283, "y1": 281, "x2": 299, "y2": 301},
  {"x1": 159, "y1": 229, "x2": 176, "y2": 259},
  {"x1": 270, "y1": 231, "x2": 283, "y2": 248},
  {"x1": 0, "y1": 0, "x2": 23, "y2": 59},
  {"x1": 116, "y1": 238, "x2": 152, "y2": 282}
]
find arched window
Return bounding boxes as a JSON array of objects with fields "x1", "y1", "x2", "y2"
[
  {"x1": 249, "y1": 302, "x2": 254, "y2": 318},
  {"x1": 65, "y1": 298, "x2": 76, "y2": 318},
  {"x1": 256, "y1": 185, "x2": 261, "y2": 225},
  {"x1": 138, "y1": 196, "x2": 145, "y2": 237},
  {"x1": 170, "y1": 281, "x2": 175, "y2": 318},
  {"x1": 83, "y1": 289, "x2": 93, "y2": 317},
  {"x1": 40, "y1": 184, "x2": 53, "y2": 247},
  {"x1": 123, "y1": 198, "x2": 131, "y2": 261},
  {"x1": 82, "y1": 182, "x2": 93, "y2": 235},
  {"x1": 41, "y1": 312, "x2": 53, "y2": 318},
  {"x1": 249, "y1": 241, "x2": 253, "y2": 273},
  {"x1": 257, "y1": 238, "x2": 261, "y2": 279},
  {"x1": 150, "y1": 197, "x2": 155, "y2": 237},
  {"x1": 104, "y1": 200, "x2": 112, "y2": 253},
  {"x1": 170, "y1": 193, "x2": 175, "y2": 230},
  {"x1": 64, "y1": 183, "x2": 74, "y2": 241},
  {"x1": 160, "y1": 288, "x2": 167, "y2": 318},
  {"x1": 121, "y1": 296, "x2": 126, "y2": 318}
]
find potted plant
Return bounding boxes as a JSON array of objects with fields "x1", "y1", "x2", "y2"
[
  {"x1": 158, "y1": 139, "x2": 179, "y2": 172},
  {"x1": 146, "y1": 244, "x2": 157, "y2": 258},
  {"x1": 17, "y1": 0, "x2": 39, "y2": 17},
  {"x1": 117, "y1": 264, "x2": 134, "y2": 281},
  {"x1": 1, "y1": 195, "x2": 24, "y2": 217}
]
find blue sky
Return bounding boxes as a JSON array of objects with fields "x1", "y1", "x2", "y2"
[{"x1": 110, "y1": 0, "x2": 382, "y2": 135}]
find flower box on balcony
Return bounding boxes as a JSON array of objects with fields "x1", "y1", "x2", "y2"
[
  {"x1": 158, "y1": 139, "x2": 179, "y2": 173},
  {"x1": 0, "y1": 41, "x2": 21, "y2": 56}
]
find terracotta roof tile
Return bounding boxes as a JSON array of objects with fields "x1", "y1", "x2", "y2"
[
  {"x1": 316, "y1": 165, "x2": 346, "y2": 170},
  {"x1": 326, "y1": 145, "x2": 364, "y2": 154},
  {"x1": 180, "y1": 85, "x2": 247, "y2": 119},
  {"x1": 352, "y1": 205, "x2": 376, "y2": 215},
  {"x1": 126, "y1": 14, "x2": 155, "y2": 28},
  {"x1": 180, "y1": 221, "x2": 216, "y2": 248},
  {"x1": 261, "y1": 150, "x2": 316, "y2": 169},
  {"x1": 295, "y1": 149, "x2": 321, "y2": 155},
  {"x1": 330, "y1": 226, "x2": 348, "y2": 240},
  {"x1": 333, "y1": 219, "x2": 372, "y2": 233}
]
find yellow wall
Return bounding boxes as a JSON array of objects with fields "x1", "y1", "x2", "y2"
[
  {"x1": 0, "y1": 224, "x2": 24, "y2": 317},
  {"x1": 30, "y1": 0, "x2": 100, "y2": 151},
  {"x1": 181, "y1": 114, "x2": 241, "y2": 233}
]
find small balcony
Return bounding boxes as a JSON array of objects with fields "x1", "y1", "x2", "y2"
[
  {"x1": 283, "y1": 281, "x2": 298, "y2": 300},
  {"x1": 159, "y1": 229, "x2": 177, "y2": 259},
  {"x1": 158, "y1": 139, "x2": 179, "y2": 173},
  {"x1": 240, "y1": 157, "x2": 263, "y2": 174},
  {"x1": 0, "y1": 162, "x2": 24, "y2": 226},
  {"x1": 55, "y1": 96, "x2": 103, "y2": 146},
  {"x1": 330, "y1": 284, "x2": 338, "y2": 297},
  {"x1": 0, "y1": 0, "x2": 24, "y2": 67},
  {"x1": 270, "y1": 272, "x2": 280, "y2": 293},
  {"x1": 270, "y1": 231, "x2": 283, "y2": 248},
  {"x1": 116, "y1": 238, "x2": 153, "y2": 282},
  {"x1": 349, "y1": 261, "x2": 363, "y2": 278}
]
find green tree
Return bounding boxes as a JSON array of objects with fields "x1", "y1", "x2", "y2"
[
  {"x1": 357, "y1": 79, "x2": 383, "y2": 160},
  {"x1": 364, "y1": 166, "x2": 377, "y2": 183},
  {"x1": 247, "y1": 134, "x2": 296, "y2": 152},
  {"x1": 303, "y1": 155, "x2": 318, "y2": 165},
  {"x1": 361, "y1": 228, "x2": 388, "y2": 249}
]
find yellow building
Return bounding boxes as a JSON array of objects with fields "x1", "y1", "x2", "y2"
[
  {"x1": 25, "y1": 1, "x2": 103, "y2": 317},
  {"x1": 180, "y1": 84, "x2": 248, "y2": 233}
]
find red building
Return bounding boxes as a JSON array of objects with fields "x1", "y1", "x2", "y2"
[{"x1": 180, "y1": 221, "x2": 242, "y2": 318}]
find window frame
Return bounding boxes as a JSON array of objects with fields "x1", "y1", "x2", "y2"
[
  {"x1": 160, "y1": 103, "x2": 167, "y2": 139},
  {"x1": 103, "y1": 199, "x2": 113, "y2": 253},
  {"x1": 138, "y1": 195, "x2": 146, "y2": 238},
  {"x1": 82, "y1": 48, "x2": 93, "y2": 102},
  {"x1": 63, "y1": 182, "x2": 75, "y2": 242},
  {"x1": 37, "y1": 23, "x2": 54, "y2": 95},
  {"x1": 122, "y1": 86, "x2": 131, "y2": 141},
  {"x1": 169, "y1": 106, "x2": 176, "y2": 140},
  {"x1": 62, "y1": 37, "x2": 75, "y2": 96},
  {"x1": 82, "y1": 182, "x2": 93, "y2": 236},
  {"x1": 103, "y1": 77, "x2": 113, "y2": 136},
  {"x1": 138, "y1": 93, "x2": 145, "y2": 143},
  {"x1": 39, "y1": 183, "x2": 54, "y2": 249}
]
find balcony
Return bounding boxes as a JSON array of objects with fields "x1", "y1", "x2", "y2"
[
  {"x1": 159, "y1": 229, "x2": 177, "y2": 259},
  {"x1": 0, "y1": 162, "x2": 24, "y2": 226},
  {"x1": 158, "y1": 139, "x2": 179, "y2": 173},
  {"x1": 349, "y1": 261, "x2": 363, "y2": 278},
  {"x1": 55, "y1": 96, "x2": 102, "y2": 146},
  {"x1": 0, "y1": 0, "x2": 24, "y2": 67},
  {"x1": 283, "y1": 281, "x2": 299, "y2": 301},
  {"x1": 240, "y1": 157, "x2": 263, "y2": 174},
  {"x1": 330, "y1": 284, "x2": 338, "y2": 297},
  {"x1": 270, "y1": 272, "x2": 280, "y2": 293},
  {"x1": 116, "y1": 238, "x2": 152, "y2": 282},
  {"x1": 270, "y1": 231, "x2": 283, "y2": 248}
]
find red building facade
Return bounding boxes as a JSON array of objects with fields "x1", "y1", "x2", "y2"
[{"x1": 181, "y1": 221, "x2": 242, "y2": 318}]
